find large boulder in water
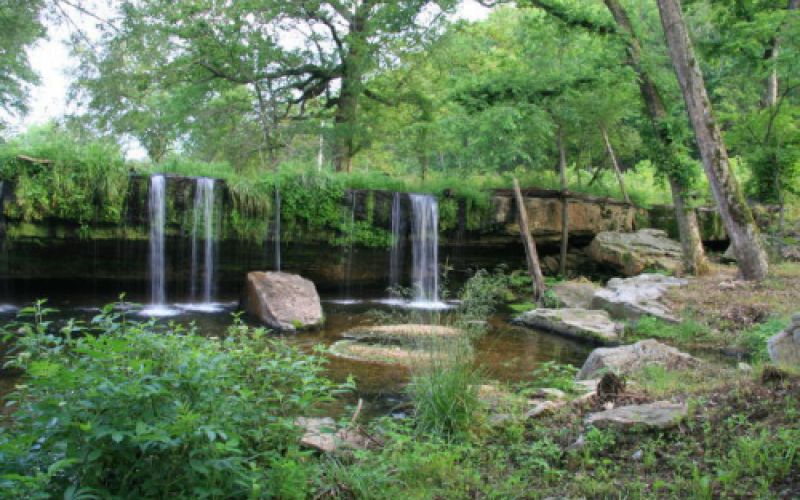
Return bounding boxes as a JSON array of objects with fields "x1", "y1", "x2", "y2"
[
  {"x1": 577, "y1": 339, "x2": 699, "y2": 380},
  {"x1": 587, "y1": 229, "x2": 683, "y2": 276},
  {"x1": 767, "y1": 313, "x2": 800, "y2": 367},
  {"x1": 243, "y1": 271, "x2": 323, "y2": 330}
]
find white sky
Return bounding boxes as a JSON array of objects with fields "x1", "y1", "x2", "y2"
[{"x1": 6, "y1": 1, "x2": 491, "y2": 158}]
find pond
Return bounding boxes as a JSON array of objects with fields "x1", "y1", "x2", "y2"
[{"x1": 0, "y1": 287, "x2": 593, "y2": 419}]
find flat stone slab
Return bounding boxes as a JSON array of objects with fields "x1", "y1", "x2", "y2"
[
  {"x1": 577, "y1": 339, "x2": 699, "y2": 380},
  {"x1": 585, "y1": 401, "x2": 687, "y2": 430},
  {"x1": 767, "y1": 313, "x2": 800, "y2": 367},
  {"x1": 342, "y1": 324, "x2": 463, "y2": 344},
  {"x1": 329, "y1": 340, "x2": 444, "y2": 366},
  {"x1": 243, "y1": 271, "x2": 323, "y2": 330},
  {"x1": 295, "y1": 417, "x2": 370, "y2": 453},
  {"x1": 516, "y1": 308, "x2": 623, "y2": 344},
  {"x1": 592, "y1": 273, "x2": 688, "y2": 323}
]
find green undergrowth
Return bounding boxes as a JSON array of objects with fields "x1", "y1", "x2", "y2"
[
  {"x1": 628, "y1": 314, "x2": 790, "y2": 361},
  {"x1": 318, "y1": 369, "x2": 799, "y2": 498},
  {"x1": 0, "y1": 300, "x2": 351, "y2": 498},
  {"x1": 1, "y1": 283, "x2": 798, "y2": 497}
]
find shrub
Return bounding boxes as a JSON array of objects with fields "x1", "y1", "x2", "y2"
[{"x1": 0, "y1": 303, "x2": 350, "y2": 498}]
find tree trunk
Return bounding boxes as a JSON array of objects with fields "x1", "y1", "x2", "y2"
[
  {"x1": 600, "y1": 126, "x2": 631, "y2": 204},
  {"x1": 513, "y1": 178, "x2": 545, "y2": 302},
  {"x1": 668, "y1": 176, "x2": 710, "y2": 274},
  {"x1": 762, "y1": 0, "x2": 799, "y2": 107},
  {"x1": 557, "y1": 127, "x2": 569, "y2": 276},
  {"x1": 603, "y1": 0, "x2": 709, "y2": 276},
  {"x1": 333, "y1": 81, "x2": 357, "y2": 173},
  {"x1": 657, "y1": 0, "x2": 769, "y2": 280}
]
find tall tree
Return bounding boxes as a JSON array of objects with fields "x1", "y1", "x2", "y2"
[
  {"x1": 656, "y1": 0, "x2": 769, "y2": 280},
  {"x1": 602, "y1": 0, "x2": 709, "y2": 274},
  {"x1": 0, "y1": 0, "x2": 46, "y2": 131},
  {"x1": 507, "y1": 0, "x2": 711, "y2": 274},
  {"x1": 89, "y1": 0, "x2": 456, "y2": 171}
]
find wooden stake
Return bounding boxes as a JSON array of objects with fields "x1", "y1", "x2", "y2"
[
  {"x1": 513, "y1": 178, "x2": 545, "y2": 302},
  {"x1": 557, "y1": 127, "x2": 569, "y2": 277},
  {"x1": 600, "y1": 126, "x2": 631, "y2": 204}
]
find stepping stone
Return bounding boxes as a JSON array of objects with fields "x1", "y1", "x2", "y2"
[
  {"x1": 584, "y1": 401, "x2": 687, "y2": 430},
  {"x1": 329, "y1": 340, "x2": 444, "y2": 366},
  {"x1": 342, "y1": 324, "x2": 463, "y2": 343},
  {"x1": 515, "y1": 308, "x2": 623, "y2": 344}
]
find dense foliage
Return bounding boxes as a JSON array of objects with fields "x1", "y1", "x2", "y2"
[{"x1": 0, "y1": 302, "x2": 350, "y2": 498}]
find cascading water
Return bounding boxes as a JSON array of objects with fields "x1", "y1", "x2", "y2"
[
  {"x1": 142, "y1": 175, "x2": 177, "y2": 316},
  {"x1": 187, "y1": 178, "x2": 217, "y2": 309},
  {"x1": 410, "y1": 194, "x2": 446, "y2": 309},
  {"x1": 331, "y1": 191, "x2": 359, "y2": 304},
  {"x1": 388, "y1": 192, "x2": 405, "y2": 290}
]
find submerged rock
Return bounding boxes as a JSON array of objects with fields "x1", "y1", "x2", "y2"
[
  {"x1": 243, "y1": 271, "x2": 323, "y2": 330},
  {"x1": 515, "y1": 308, "x2": 622, "y2": 345},
  {"x1": 592, "y1": 273, "x2": 688, "y2": 322},
  {"x1": 767, "y1": 313, "x2": 800, "y2": 367},
  {"x1": 295, "y1": 417, "x2": 371, "y2": 453},
  {"x1": 577, "y1": 339, "x2": 699, "y2": 380},
  {"x1": 584, "y1": 401, "x2": 687, "y2": 430},
  {"x1": 342, "y1": 324, "x2": 463, "y2": 344},
  {"x1": 329, "y1": 340, "x2": 444, "y2": 366},
  {"x1": 587, "y1": 229, "x2": 683, "y2": 276}
]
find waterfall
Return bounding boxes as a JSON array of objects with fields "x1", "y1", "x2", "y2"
[
  {"x1": 190, "y1": 178, "x2": 216, "y2": 304},
  {"x1": 410, "y1": 194, "x2": 441, "y2": 306},
  {"x1": 145, "y1": 175, "x2": 168, "y2": 313},
  {"x1": 388, "y1": 192, "x2": 404, "y2": 289},
  {"x1": 339, "y1": 191, "x2": 357, "y2": 302}
]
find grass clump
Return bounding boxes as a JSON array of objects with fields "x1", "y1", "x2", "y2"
[
  {"x1": 406, "y1": 341, "x2": 482, "y2": 442},
  {"x1": 0, "y1": 124, "x2": 129, "y2": 225},
  {"x1": 628, "y1": 316, "x2": 713, "y2": 344}
]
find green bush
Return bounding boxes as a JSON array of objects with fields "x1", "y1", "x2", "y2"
[
  {"x1": 0, "y1": 124, "x2": 129, "y2": 225},
  {"x1": 0, "y1": 302, "x2": 350, "y2": 498}
]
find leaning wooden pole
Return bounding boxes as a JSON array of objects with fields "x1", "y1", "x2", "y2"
[
  {"x1": 513, "y1": 178, "x2": 545, "y2": 302},
  {"x1": 600, "y1": 126, "x2": 631, "y2": 205},
  {"x1": 557, "y1": 128, "x2": 569, "y2": 276}
]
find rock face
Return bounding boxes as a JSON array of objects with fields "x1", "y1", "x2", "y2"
[
  {"x1": 592, "y1": 273, "x2": 688, "y2": 322},
  {"x1": 551, "y1": 281, "x2": 601, "y2": 309},
  {"x1": 243, "y1": 271, "x2": 323, "y2": 330},
  {"x1": 492, "y1": 192, "x2": 639, "y2": 244},
  {"x1": 587, "y1": 229, "x2": 683, "y2": 276},
  {"x1": 577, "y1": 339, "x2": 699, "y2": 380},
  {"x1": 585, "y1": 401, "x2": 687, "y2": 430},
  {"x1": 515, "y1": 308, "x2": 623, "y2": 345},
  {"x1": 767, "y1": 314, "x2": 800, "y2": 367}
]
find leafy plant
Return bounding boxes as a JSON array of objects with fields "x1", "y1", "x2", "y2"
[{"x1": 0, "y1": 303, "x2": 350, "y2": 498}]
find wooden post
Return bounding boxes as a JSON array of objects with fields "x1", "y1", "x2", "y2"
[
  {"x1": 513, "y1": 178, "x2": 545, "y2": 302},
  {"x1": 600, "y1": 125, "x2": 631, "y2": 204},
  {"x1": 557, "y1": 127, "x2": 569, "y2": 276}
]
